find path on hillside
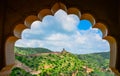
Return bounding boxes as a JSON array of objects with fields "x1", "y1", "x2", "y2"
[{"x1": 15, "y1": 60, "x2": 40, "y2": 75}]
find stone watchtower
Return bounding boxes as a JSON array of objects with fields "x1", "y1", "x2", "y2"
[{"x1": 61, "y1": 48, "x2": 67, "y2": 54}]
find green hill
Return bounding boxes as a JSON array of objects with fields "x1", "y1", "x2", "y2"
[
  {"x1": 14, "y1": 46, "x2": 52, "y2": 55},
  {"x1": 11, "y1": 47, "x2": 114, "y2": 76},
  {"x1": 77, "y1": 52, "x2": 114, "y2": 76},
  {"x1": 77, "y1": 52, "x2": 110, "y2": 68}
]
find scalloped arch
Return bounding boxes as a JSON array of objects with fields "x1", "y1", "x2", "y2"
[
  {"x1": 14, "y1": 24, "x2": 27, "y2": 38},
  {"x1": 2, "y1": 2, "x2": 117, "y2": 75},
  {"x1": 103, "y1": 36, "x2": 117, "y2": 69},
  {"x1": 13, "y1": 2, "x2": 117, "y2": 70},
  {"x1": 24, "y1": 15, "x2": 39, "y2": 28},
  {"x1": 51, "y1": 2, "x2": 67, "y2": 14},
  {"x1": 81, "y1": 13, "x2": 96, "y2": 26},
  {"x1": 5, "y1": 36, "x2": 18, "y2": 65},
  {"x1": 93, "y1": 23, "x2": 108, "y2": 38},
  {"x1": 67, "y1": 8, "x2": 81, "y2": 19},
  {"x1": 38, "y1": 9, "x2": 53, "y2": 20}
]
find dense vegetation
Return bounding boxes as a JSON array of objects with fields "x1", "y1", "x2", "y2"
[
  {"x1": 77, "y1": 52, "x2": 113, "y2": 76},
  {"x1": 10, "y1": 47, "x2": 114, "y2": 76},
  {"x1": 10, "y1": 67, "x2": 34, "y2": 76}
]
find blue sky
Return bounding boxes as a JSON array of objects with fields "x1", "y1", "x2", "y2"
[{"x1": 15, "y1": 9, "x2": 110, "y2": 54}]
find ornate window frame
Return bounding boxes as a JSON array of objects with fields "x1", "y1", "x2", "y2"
[{"x1": 0, "y1": 2, "x2": 119, "y2": 76}]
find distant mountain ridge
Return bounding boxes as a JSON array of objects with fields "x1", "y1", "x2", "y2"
[
  {"x1": 15, "y1": 46, "x2": 110, "y2": 58},
  {"x1": 79, "y1": 52, "x2": 110, "y2": 58},
  {"x1": 14, "y1": 46, "x2": 52, "y2": 55},
  {"x1": 90, "y1": 52, "x2": 110, "y2": 59}
]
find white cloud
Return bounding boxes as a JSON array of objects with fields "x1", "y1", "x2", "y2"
[
  {"x1": 15, "y1": 9, "x2": 110, "y2": 54},
  {"x1": 45, "y1": 33, "x2": 69, "y2": 41},
  {"x1": 15, "y1": 39, "x2": 44, "y2": 48}
]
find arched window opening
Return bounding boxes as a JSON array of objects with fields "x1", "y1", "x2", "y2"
[
  {"x1": 0, "y1": 2, "x2": 117, "y2": 76},
  {"x1": 10, "y1": 9, "x2": 114, "y2": 76}
]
